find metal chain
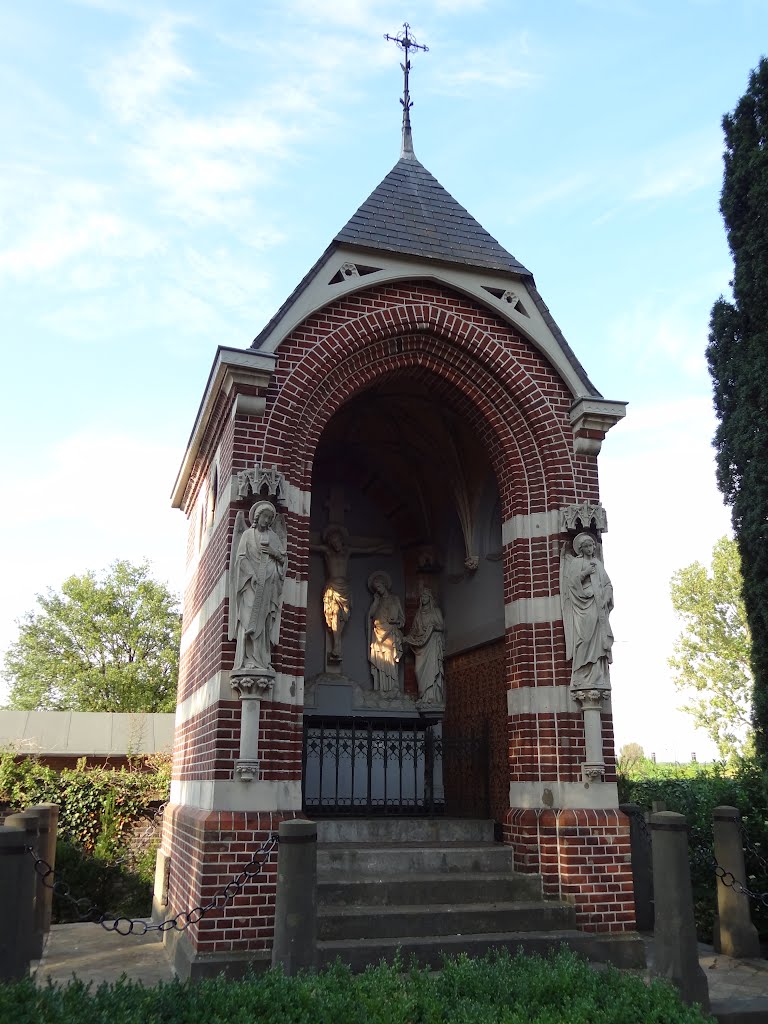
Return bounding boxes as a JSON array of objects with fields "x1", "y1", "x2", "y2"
[
  {"x1": 742, "y1": 832, "x2": 768, "y2": 881},
  {"x1": 26, "y1": 833, "x2": 278, "y2": 936},
  {"x1": 623, "y1": 806, "x2": 652, "y2": 844},
  {"x1": 713, "y1": 855, "x2": 768, "y2": 908}
]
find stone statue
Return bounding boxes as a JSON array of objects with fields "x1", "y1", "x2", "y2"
[
  {"x1": 560, "y1": 532, "x2": 614, "y2": 691},
  {"x1": 367, "y1": 571, "x2": 405, "y2": 695},
  {"x1": 311, "y1": 525, "x2": 390, "y2": 663},
  {"x1": 229, "y1": 501, "x2": 287, "y2": 674},
  {"x1": 405, "y1": 587, "x2": 445, "y2": 706}
]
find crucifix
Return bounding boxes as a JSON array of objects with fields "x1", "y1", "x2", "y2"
[
  {"x1": 384, "y1": 22, "x2": 429, "y2": 156},
  {"x1": 310, "y1": 485, "x2": 393, "y2": 671}
]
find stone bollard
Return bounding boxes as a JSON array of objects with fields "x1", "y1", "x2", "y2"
[
  {"x1": 712, "y1": 806, "x2": 761, "y2": 958},
  {"x1": 651, "y1": 811, "x2": 710, "y2": 1012},
  {"x1": 620, "y1": 803, "x2": 654, "y2": 931},
  {"x1": 271, "y1": 820, "x2": 317, "y2": 975},
  {"x1": 0, "y1": 826, "x2": 33, "y2": 980},
  {"x1": 27, "y1": 803, "x2": 58, "y2": 938},
  {"x1": 3, "y1": 811, "x2": 42, "y2": 964}
]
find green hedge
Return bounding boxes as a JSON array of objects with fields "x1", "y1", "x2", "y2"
[
  {"x1": 619, "y1": 757, "x2": 768, "y2": 941},
  {"x1": 0, "y1": 753, "x2": 170, "y2": 851},
  {"x1": 1, "y1": 949, "x2": 714, "y2": 1024},
  {"x1": 0, "y1": 753, "x2": 171, "y2": 922}
]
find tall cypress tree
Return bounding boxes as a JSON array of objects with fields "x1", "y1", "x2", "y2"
[{"x1": 707, "y1": 58, "x2": 768, "y2": 757}]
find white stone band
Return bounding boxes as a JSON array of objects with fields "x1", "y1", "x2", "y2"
[
  {"x1": 502, "y1": 510, "x2": 561, "y2": 546},
  {"x1": 504, "y1": 595, "x2": 561, "y2": 628},
  {"x1": 507, "y1": 686, "x2": 613, "y2": 716},
  {"x1": 507, "y1": 685, "x2": 572, "y2": 716},
  {"x1": 180, "y1": 571, "x2": 228, "y2": 655},
  {"x1": 170, "y1": 778, "x2": 302, "y2": 812},
  {"x1": 283, "y1": 481, "x2": 311, "y2": 517},
  {"x1": 508, "y1": 780, "x2": 620, "y2": 810}
]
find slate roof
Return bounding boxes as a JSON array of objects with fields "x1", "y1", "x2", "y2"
[{"x1": 334, "y1": 154, "x2": 532, "y2": 276}]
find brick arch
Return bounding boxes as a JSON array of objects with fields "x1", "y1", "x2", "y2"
[{"x1": 266, "y1": 302, "x2": 575, "y2": 515}]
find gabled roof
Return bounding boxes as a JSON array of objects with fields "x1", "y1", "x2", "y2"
[{"x1": 334, "y1": 153, "x2": 532, "y2": 276}]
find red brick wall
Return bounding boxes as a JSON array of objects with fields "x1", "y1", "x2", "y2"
[
  {"x1": 444, "y1": 640, "x2": 508, "y2": 823},
  {"x1": 164, "y1": 277, "x2": 627, "y2": 953},
  {"x1": 503, "y1": 808, "x2": 636, "y2": 932}
]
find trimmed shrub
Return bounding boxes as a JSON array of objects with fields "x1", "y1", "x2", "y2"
[{"x1": 0, "y1": 948, "x2": 715, "y2": 1024}]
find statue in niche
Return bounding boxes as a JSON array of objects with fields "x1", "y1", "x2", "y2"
[
  {"x1": 404, "y1": 587, "x2": 445, "y2": 706},
  {"x1": 367, "y1": 571, "x2": 405, "y2": 695},
  {"x1": 229, "y1": 500, "x2": 287, "y2": 674},
  {"x1": 311, "y1": 525, "x2": 391, "y2": 664},
  {"x1": 560, "y1": 532, "x2": 614, "y2": 691}
]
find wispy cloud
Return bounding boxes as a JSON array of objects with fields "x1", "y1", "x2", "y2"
[
  {"x1": 98, "y1": 15, "x2": 196, "y2": 124},
  {"x1": 630, "y1": 135, "x2": 723, "y2": 202},
  {"x1": 0, "y1": 173, "x2": 161, "y2": 277},
  {"x1": 607, "y1": 280, "x2": 725, "y2": 387},
  {"x1": 430, "y1": 36, "x2": 541, "y2": 96}
]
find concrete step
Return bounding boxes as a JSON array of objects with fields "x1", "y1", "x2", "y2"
[
  {"x1": 317, "y1": 900, "x2": 576, "y2": 941},
  {"x1": 317, "y1": 842, "x2": 515, "y2": 878},
  {"x1": 317, "y1": 930, "x2": 647, "y2": 972},
  {"x1": 318, "y1": 872, "x2": 542, "y2": 907},
  {"x1": 315, "y1": 818, "x2": 495, "y2": 844}
]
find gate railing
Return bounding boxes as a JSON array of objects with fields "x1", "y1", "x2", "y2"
[{"x1": 302, "y1": 716, "x2": 488, "y2": 817}]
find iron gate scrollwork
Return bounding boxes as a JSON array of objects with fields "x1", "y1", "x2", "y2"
[{"x1": 302, "y1": 716, "x2": 489, "y2": 817}]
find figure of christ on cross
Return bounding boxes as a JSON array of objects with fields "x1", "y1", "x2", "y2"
[{"x1": 310, "y1": 524, "x2": 393, "y2": 666}]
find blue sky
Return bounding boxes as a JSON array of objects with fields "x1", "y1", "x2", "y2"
[{"x1": 2, "y1": 0, "x2": 762, "y2": 757}]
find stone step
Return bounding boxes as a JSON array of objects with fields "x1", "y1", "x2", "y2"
[
  {"x1": 318, "y1": 871, "x2": 542, "y2": 907},
  {"x1": 317, "y1": 930, "x2": 647, "y2": 972},
  {"x1": 317, "y1": 842, "x2": 515, "y2": 878},
  {"x1": 317, "y1": 900, "x2": 576, "y2": 941},
  {"x1": 314, "y1": 818, "x2": 495, "y2": 845}
]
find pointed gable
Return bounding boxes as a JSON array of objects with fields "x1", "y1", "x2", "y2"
[{"x1": 335, "y1": 155, "x2": 532, "y2": 277}]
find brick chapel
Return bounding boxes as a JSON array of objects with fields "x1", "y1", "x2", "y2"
[{"x1": 157, "y1": 41, "x2": 638, "y2": 977}]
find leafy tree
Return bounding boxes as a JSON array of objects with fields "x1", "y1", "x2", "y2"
[
  {"x1": 3, "y1": 560, "x2": 180, "y2": 713},
  {"x1": 618, "y1": 742, "x2": 645, "y2": 766},
  {"x1": 668, "y1": 537, "x2": 753, "y2": 759},
  {"x1": 707, "y1": 58, "x2": 768, "y2": 756}
]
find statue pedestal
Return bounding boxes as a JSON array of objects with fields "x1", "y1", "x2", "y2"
[
  {"x1": 304, "y1": 673, "x2": 420, "y2": 718},
  {"x1": 571, "y1": 687, "x2": 610, "y2": 782},
  {"x1": 231, "y1": 669, "x2": 275, "y2": 781}
]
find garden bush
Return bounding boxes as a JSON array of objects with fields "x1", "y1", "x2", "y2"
[
  {"x1": 0, "y1": 752, "x2": 170, "y2": 921},
  {"x1": 0, "y1": 948, "x2": 715, "y2": 1024},
  {"x1": 619, "y1": 756, "x2": 768, "y2": 942}
]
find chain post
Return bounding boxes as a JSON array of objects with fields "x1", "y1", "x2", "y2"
[
  {"x1": 0, "y1": 826, "x2": 32, "y2": 980},
  {"x1": 5, "y1": 810, "x2": 43, "y2": 960}
]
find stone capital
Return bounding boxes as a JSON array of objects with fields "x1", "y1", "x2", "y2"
[
  {"x1": 571, "y1": 687, "x2": 610, "y2": 711},
  {"x1": 582, "y1": 763, "x2": 607, "y2": 783},
  {"x1": 231, "y1": 670, "x2": 275, "y2": 700},
  {"x1": 234, "y1": 759, "x2": 261, "y2": 783}
]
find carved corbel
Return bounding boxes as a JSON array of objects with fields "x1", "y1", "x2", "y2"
[{"x1": 569, "y1": 398, "x2": 627, "y2": 456}]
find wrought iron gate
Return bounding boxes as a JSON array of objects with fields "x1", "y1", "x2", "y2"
[{"x1": 302, "y1": 716, "x2": 488, "y2": 817}]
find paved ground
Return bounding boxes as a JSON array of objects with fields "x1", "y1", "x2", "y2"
[{"x1": 31, "y1": 925, "x2": 768, "y2": 1022}]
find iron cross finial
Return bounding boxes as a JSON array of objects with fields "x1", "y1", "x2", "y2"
[{"x1": 384, "y1": 22, "x2": 429, "y2": 156}]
